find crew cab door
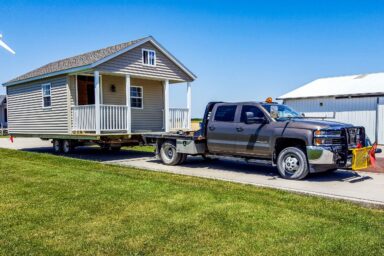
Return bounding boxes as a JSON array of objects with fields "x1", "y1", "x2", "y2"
[
  {"x1": 206, "y1": 104, "x2": 240, "y2": 154},
  {"x1": 236, "y1": 104, "x2": 273, "y2": 158}
]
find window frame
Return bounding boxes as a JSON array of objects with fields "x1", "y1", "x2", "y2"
[
  {"x1": 240, "y1": 104, "x2": 266, "y2": 123},
  {"x1": 130, "y1": 85, "x2": 144, "y2": 109},
  {"x1": 213, "y1": 104, "x2": 238, "y2": 123},
  {"x1": 41, "y1": 83, "x2": 52, "y2": 109},
  {"x1": 142, "y1": 48, "x2": 156, "y2": 66}
]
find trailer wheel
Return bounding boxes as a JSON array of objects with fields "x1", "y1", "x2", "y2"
[
  {"x1": 277, "y1": 147, "x2": 309, "y2": 180},
  {"x1": 62, "y1": 140, "x2": 73, "y2": 154},
  {"x1": 111, "y1": 146, "x2": 121, "y2": 152},
  {"x1": 53, "y1": 140, "x2": 62, "y2": 153},
  {"x1": 160, "y1": 140, "x2": 182, "y2": 165}
]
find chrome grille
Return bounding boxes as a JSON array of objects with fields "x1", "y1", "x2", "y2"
[{"x1": 346, "y1": 127, "x2": 364, "y2": 146}]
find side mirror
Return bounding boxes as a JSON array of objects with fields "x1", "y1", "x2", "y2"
[
  {"x1": 301, "y1": 112, "x2": 306, "y2": 117},
  {"x1": 245, "y1": 112, "x2": 267, "y2": 124}
]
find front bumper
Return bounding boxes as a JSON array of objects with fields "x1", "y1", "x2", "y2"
[{"x1": 306, "y1": 146, "x2": 350, "y2": 173}]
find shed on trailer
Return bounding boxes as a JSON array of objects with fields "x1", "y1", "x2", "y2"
[
  {"x1": 0, "y1": 95, "x2": 7, "y2": 133},
  {"x1": 278, "y1": 72, "x2": 384, "y2": 144},
  {"x1": 3, "y1": 36, "x2": 196, "y2": 139}
]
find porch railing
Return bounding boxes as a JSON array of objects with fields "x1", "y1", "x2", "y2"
[
  {"x1": 72, "y1": 105, "x2": 96, "y2": 132},
  {"x1": 169, "y1": 108, "x2": 189, "y2": 130},
  {"x1": 100, "y1": 105, "x2": 128, "y2": 131},
  {"x1": 72, "y1": 105, "x2": 128, "y2": 132},
  {"x1": 72, "y1": 105, "x2": 190, "y2": 133}
]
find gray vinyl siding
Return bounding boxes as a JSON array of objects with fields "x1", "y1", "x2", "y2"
[
  {"x1": 0, "y1": 105, "x2": 5, "y2": 126},
  {"x1": 96, "y1": 42, "x2": 192, "y2": 82},
  {"x1": 101, "y1": 76, "x2": 164, "y2": 132},
  {"x1": 102, "y1": 75, "x2": 126, "y2": 105},
  {"x1": 7, "y1": 76, "x2": 69, "y2": 134},
  {"x1": 131, "y1": 78, "x2": 164, "y2": 132},
  {"x1": 68, "y1": 75, "x2": 77, "y2": 106}
]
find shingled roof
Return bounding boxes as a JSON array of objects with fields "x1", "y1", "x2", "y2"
[{"x1": 5, "y1": 37, "x2": 148, "y2": 85}]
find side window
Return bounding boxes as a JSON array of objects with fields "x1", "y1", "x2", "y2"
[
  {"x1": 240, "y1": 105, "x2": 265, "y2": 122},
  {"x1": 42, "y1": 83, "x2": 52, "y2": 108},
  {"x1": 130, "y1": 86, "x2": 143, "y2": 108},
  {"x1": 142, "y1": 49, "x2": 156, "y2": 66},
  {"x1": 214, "y1": 105, "x2": 237, "y2": 122}
]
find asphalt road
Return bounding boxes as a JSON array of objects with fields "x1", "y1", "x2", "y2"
[{"x1": 1, "y1": 138, "x2": 384, "y2": 207}]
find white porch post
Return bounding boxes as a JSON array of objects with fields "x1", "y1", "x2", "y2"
[
  {"x1": 187, "y1": 82, "x2": 192, "y2": 129},
  {"x1": 94, "y1": 71, "x2": 101, "y2": 134},
  {"x1": 163, "y1": 79, "x2": 170, "y2": 132},
  {"x1": 125, "y1": 74, "x2": 132, "y2": 134}
]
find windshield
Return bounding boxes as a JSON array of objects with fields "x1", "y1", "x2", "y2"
[{"x1": 261, "y1": 104, "x2": 301, "y2": 120}]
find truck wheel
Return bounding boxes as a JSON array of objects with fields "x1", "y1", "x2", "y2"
[
  {"x1": 277, "y1": 147, "x2": 309, "y2": 180},
  {"x1": 160, "y1": 140, "x2": 182, "y2": 165},
  {"x1": 53, "y1": 140, "x2": 62, "y2": 153},
  {"x1": 178, "y1": 154, "x2": 188, "y2": 164},
  {"x1": 62, "y1": 140, "x2": 73, "y2": 154}
]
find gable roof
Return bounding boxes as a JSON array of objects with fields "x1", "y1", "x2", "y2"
[
  {"x1": 277, "y1": 72, "x2": 384, "y2": 100},
  {"x1": 3, "y1": 36, "x2": 196, "y2": 86}
]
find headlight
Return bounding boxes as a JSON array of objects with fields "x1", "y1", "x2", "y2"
[{"x1": 313, "y1": 129, "x2": 342, "y2": 146}]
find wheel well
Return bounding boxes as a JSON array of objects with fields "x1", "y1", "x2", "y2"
[{"x1": 274, "y1": 138, "x2": 306, "y2": 163}]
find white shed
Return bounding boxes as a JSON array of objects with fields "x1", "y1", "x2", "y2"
[{"x1": 277, "y1": 72, "x2": 384, "y2": 144}]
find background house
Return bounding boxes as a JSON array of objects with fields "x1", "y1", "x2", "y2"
[
  {"x1": 0, "y1": 95, "x2": 7, "y2": 130},
  {"x1": 278, "y1": 72, "x2": 384, "y2": 144}
]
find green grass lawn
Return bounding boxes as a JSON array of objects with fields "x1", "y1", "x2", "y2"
[
  {"x1": 0, "y1": 148, "x2": 383, "y2": 255},
  {"x1": 125, "y1": 145, "x2": 155, "y2": 153}
]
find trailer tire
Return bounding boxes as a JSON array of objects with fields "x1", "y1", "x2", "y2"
[
  {"x1": 62, "y1": 140, "x2": 73, "y2": 154},
  {"x1": 277, "y1": 147, "x2": 309, "y2": 180},
  {"x1": 160, "y1": 140, "x2": 182, "y2": 165},
  {"x1": 111, "y1": 146, "x2": 121, "y2": 152},
  {"x1": 53, "y1": 140, "x2": 62, "y2": 153}
]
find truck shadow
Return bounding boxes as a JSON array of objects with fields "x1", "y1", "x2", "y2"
[{"x1": 20, "y1": 146, "x2": 375, "y2": 183}]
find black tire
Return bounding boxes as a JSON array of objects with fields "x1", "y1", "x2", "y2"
[
  {"x1": 160, "y1": 140, "x2": 182, "y2": 165},
  {"x1": 62, "y1": 140, "x2": 73, "y2": 154},
  {"x1": 178, "y1": 154, "x2": 188, "y2": 164},
  {"x1": 111, "y1": 146, "x2": 121, "y2": 152},
  {"x1": 53, "y1": 140, "x2": 62, "y2": 153},
  {"x1": 277, "y1": 147, "x2": 309, "y2": 180}
]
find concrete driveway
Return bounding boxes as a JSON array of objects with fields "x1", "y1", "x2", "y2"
[{"x1": 1, "y1": 137, "x2": 384, "y2": 207}]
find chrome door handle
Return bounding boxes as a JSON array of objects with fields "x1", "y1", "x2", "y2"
[
  {"x1": 236, "y1": 127, "x2": 244, "y2": 132},
  {"x1": 209, "y1": 126, "x2": 215, "y2": 131}
]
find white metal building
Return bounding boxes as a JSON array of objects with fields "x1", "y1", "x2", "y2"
[{"x1": 277, "y1": 72, "x2": 384, "y2": 144}]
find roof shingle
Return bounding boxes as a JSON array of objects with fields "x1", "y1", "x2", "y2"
[{"x1": 7, "y1": 37, "x2": 147, "y2": 84}]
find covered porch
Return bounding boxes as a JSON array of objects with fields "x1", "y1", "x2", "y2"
[{"x1": 69, "y1": 71, "x2": 192, "y2": 135}]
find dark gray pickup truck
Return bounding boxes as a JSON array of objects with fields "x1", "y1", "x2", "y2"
[{"x1": 144, "y1": 101, "x2": 376, "y2": 180}]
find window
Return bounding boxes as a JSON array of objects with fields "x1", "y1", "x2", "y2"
[
  {"x1": 142, "y1": 49, "x2": 156, "y2": 66},
  {"x1": 240, "y1": 105, "x2": 265, "y2": 122},
  {"x1": 131, "y1": 86, "x2": 143, "y2": 108},
  {"x1": 42, "y1": 83, "x2": 52, "y2": 108},
  {"x1": 214, "y1": 105, "x2": 237, "y2": 122}
]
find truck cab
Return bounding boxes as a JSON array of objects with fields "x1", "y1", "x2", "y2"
[{"x1": 150, "y1": 101, "x2": 375, "y2": 180}]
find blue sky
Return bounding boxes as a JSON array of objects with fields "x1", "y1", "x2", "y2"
[{"x1": 0, "y1": 0, "x2": 383, "y2": 117}]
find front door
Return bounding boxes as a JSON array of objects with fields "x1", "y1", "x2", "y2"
[
  {"x1": 236, "y1": 104, "x2": 272, "y2": 158},
  {"x1": 207, "y1": 104, "x2": 239, "y2": 154},
  {"x1": 77, "y1": 76, "x2": 95, "y2": 105}
]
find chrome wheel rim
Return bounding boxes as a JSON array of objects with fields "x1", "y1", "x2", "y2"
[
  {"x1": 54, "y1": 141, "x2": 60, "y2": 151},
  {"x1": 283, "y1": 154, "x2": 300, "y2": 174},
  {"x1": 163, "y1": 145, "x2": 175, "y2": 160},
  {"x1": 63, "y1": 141, "x2": 69, "y2": 152}
]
